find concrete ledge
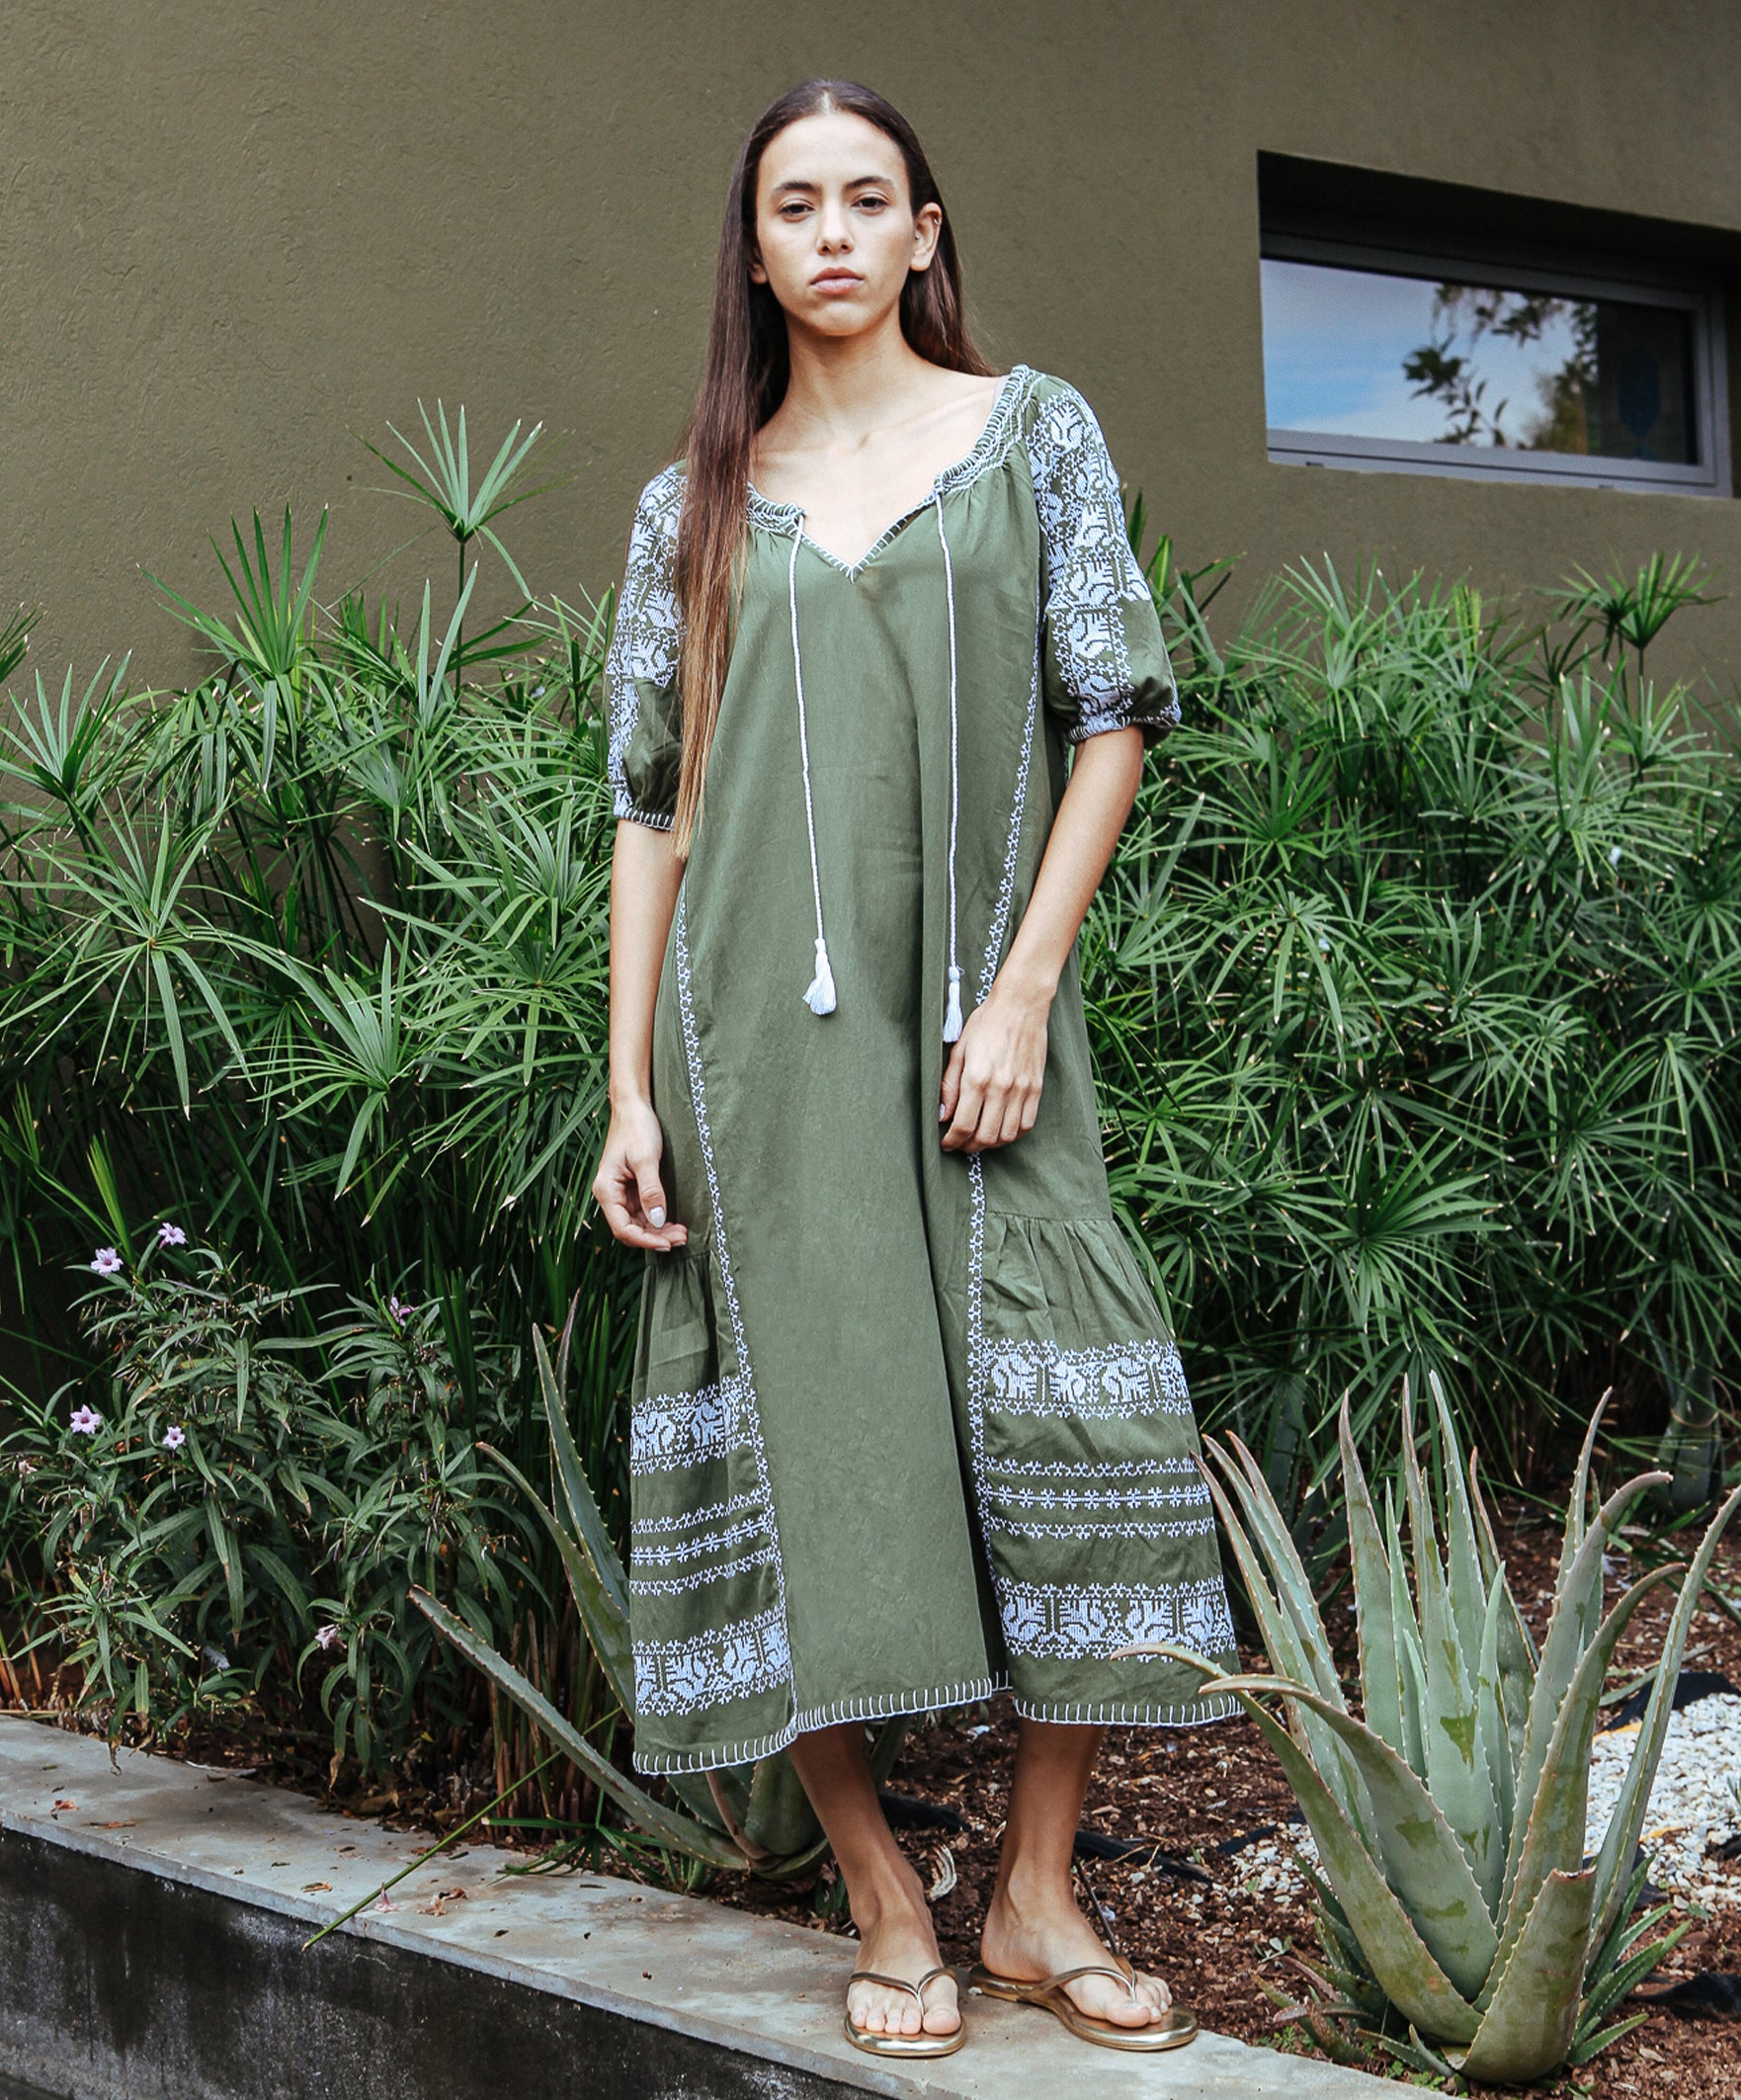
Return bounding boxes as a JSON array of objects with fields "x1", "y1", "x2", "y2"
[{"x1": 0, "y1": 1719, "x2": 1389, "y2": 2099}]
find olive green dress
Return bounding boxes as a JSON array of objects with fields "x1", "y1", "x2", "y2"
[{"x1": 606, "y1": 366, "x2": 1235, "y2": 1775}]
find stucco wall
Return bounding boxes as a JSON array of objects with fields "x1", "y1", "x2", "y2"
[{"x1": 4, "y1": 0, "x2": 1741, "y2": 695}]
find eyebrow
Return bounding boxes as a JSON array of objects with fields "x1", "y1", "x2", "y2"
[{"x1": 769, "y1": 173, "x2": 895, "y2": 197}]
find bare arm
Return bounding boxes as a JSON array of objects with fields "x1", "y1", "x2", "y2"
[
  {"x1": 940, "y1": 726, "x2": 1144, "y2": 1152},
  {"x1": 592, "y1": 819, "x2": 689, "y2": 1249}
]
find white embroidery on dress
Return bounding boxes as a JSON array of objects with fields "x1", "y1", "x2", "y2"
[
  {"x1": 995, "y1": 1576, "x2": 1236, "y2": 1660},
  {"x1": 632, "y1": 1605, "x2": 793, "y2": 1716},
  {"x1": 991, "y1": 1483, "x2": 1209, "y2": 1514},
  {"x1": 605, "y1": 463, "x2": 685, "y2": 822},
  {"x1": 1026, "y1": 383, "x2": 1181, "y2": 743},
  {"x1": 629, "y1": 1545, "x2": 778, "y2": 1596},
  {"x1": 629, "y1": 1372, "x2": 747, "y2": 1471},
  {"x1": 622, "y1": 898, "x2": 794, "y2": 1714},
  {"x1": 982, "y1": 1336, "x2": 1192, "y2": 1416},
  {"x1": 631, "y1": 1509, "x2": 766, "y2": 1563}
]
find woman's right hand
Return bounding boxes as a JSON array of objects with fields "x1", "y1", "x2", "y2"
[{"x1": 593, "y1": 1097, "x2": 690, "y2": 1251}]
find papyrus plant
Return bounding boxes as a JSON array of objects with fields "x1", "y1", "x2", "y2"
[{"x1": 1138, "y1": 1377, "x2": 1740, "y2": 2083}]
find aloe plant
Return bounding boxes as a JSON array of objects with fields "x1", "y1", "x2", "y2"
[
  {"x1": 1135, "y1": 1376, "x2": 1740, "y2": 2083},
  {"x1": 413, "y1": 1304, "x2": 896, "y2": 1879}
]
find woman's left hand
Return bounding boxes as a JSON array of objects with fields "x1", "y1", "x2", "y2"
[{"x1": 939, "y1": 974, "x2": 1050, "y2": 1152}]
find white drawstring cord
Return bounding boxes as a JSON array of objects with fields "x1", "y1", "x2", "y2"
[
  {"x1": 788, "y1": 522, "x2": 837, "y2": 1016},
  {"x1": 935, "y1": 492, "x2": 964, "y2": 1043}
]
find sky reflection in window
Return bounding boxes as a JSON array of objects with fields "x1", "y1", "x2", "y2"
[{"x1": 1261, "y1": 259, "x2": 1696, "y2": 463}]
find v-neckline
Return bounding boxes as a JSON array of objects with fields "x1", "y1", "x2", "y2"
[{"x1": 746, "y1": 366, "x2": 1033, "y2": 578}]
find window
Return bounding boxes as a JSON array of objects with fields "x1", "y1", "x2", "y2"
[{"x1": 1261, "y1": 232, "x2": 1730, "y2": 497}]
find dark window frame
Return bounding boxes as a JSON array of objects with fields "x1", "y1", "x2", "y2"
[{"x1": 1263, "y1": 227, "x2": 1731, "y2": 498}]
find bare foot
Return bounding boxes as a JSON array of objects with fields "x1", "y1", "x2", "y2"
[
  {"x1": 979, "y1": 1877, "x2": 1171, "y2": 2029},
  {"x1": 845, "y1": 1874, "x2": 960, "y2": 2039}
]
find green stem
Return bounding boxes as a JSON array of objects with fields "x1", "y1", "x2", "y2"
[{"x1": 299, "y1": 1745, "x2": 561, "y2": 1951}]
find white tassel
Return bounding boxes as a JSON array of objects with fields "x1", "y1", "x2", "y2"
[
  {"x1": 804, "y1": 935, "x2": 837, "y2": 1016},
  {"x1": 942, "y1": 964, "x2": 963, "y2": 1042}
]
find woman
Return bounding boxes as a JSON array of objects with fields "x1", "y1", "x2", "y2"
[{"x1": 593, "y1": 78, "x2": 1235, "y2": 2059}]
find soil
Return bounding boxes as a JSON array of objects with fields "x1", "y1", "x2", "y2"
[{"x1": 14, "y1": 1499, "x2": 1741, "y2": 2096}]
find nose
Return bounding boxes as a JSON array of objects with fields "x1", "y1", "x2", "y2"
[{"x1": 817, "y1": 198, "x2": 854, "y2": 252}]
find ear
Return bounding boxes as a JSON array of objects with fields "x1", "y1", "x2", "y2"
[
  {"x1": 747, "y1": 237, "x2": 769, "y2": 287},
  {"x1": 909, "y1": 199, "x2": 944, "y2": 276}
]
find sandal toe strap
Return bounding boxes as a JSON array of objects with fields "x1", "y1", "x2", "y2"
[
  {"x1": 1043, "y1": 1962, "x2": 1140, "y2": 2000},
  {"x1": 850, "y1": 1966, "x2": 954, "y2": 2002}
]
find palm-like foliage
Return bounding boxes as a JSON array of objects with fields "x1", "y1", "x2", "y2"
[{"x1": 1095, "y1": 547, "x2": 1741, "y2": 1494}]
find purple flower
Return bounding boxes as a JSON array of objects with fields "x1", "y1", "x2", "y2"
[
  {"x1": 69, "y1": 1405, "x2": 102, "y2": 1435},
  {"x1": 90, "y1": 1248, "x2": 123, "y2": 1277},
  {"x1": 157, "y1": 1222, "x2": 188, "y2": 1248},
  {"x1": 163, "y1": 1425, "x2": 187, "y2": 1451},
  {"x1": 388, "y1": 1296, "x2": 414, "y2": 1325},
  {"x1": 315, "y1": 1624, "x2": 343, "y2": 1651}
]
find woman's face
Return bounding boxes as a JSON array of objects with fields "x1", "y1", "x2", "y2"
[{"x1": 748, "y1": 109, "x2": 941, "y2": 341}]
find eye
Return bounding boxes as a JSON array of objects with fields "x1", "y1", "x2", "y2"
[{"x1": 855, "y1": 193, "x2": 891, "y2": 212}]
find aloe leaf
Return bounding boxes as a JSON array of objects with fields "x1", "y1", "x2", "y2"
[
  {"x1": 1387, "y1": 1491, "x2": 1428, "y2": 1778},
  {"x1": 1409, "y1": 1438, "x2": 1501, "y2": 1904},
  {"x1": 1211, "y1": 1679, "x2": 1479, "y2": 2045},
  {"x1": 1552, "y1": 1395, "x2": 1610, "y2": 1595},
  {"x1": 534, "y1": 1323, "x2": 629, "y2": 1621},
  {"x1": 1590, "y1": 1482, "x2": 1741, "y2": 1949},
  {"x1": 1486, "y1": 1565, "x2": 1677, "y2": 1997},
  {"x1": 1245, "y1": 1677, "x2": 1498, "y2": 1998},
  {"x1": 1201, "y1": 1447, "x2": 1368, "y2": 1830},
  {"x1": 1219, "y1": 1431, "x2": 1345, "y2": 1709},
  {"x1": 743, "y1": 1751, "x2": 821, "y2": 1858},
  {"x1": 1473, "y1": 1570, "x2": 1515, "y2": 1867},
  {"x1": 410, "y1": 1585, "x2": 746, "y2": 1870},
  {"x1": 1340, "y1": 1395, "x2": 1401, "y2": 1753},
  {"x1": 1577, "y1": 1912, "x2": 1688, "y2": 2033},
  {"x1": 476, "y1": 1440, "x2": 634, "y2": 1719},
  {"x1": 1426, "y1": 1372, "x2": 1487, "y2": 1665},
  {"x1": 1458, "y1": 1868, "x2": 1596, "y2": 2084},
  {"x1": 1196, "y1": 1453, "x2": 1327, "y2": 1700},
  {"x1": 1504, "y1": 1471, "x2": 1667, "y2": 1918}
]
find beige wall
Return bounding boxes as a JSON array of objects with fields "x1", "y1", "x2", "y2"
[{"x1": 6, "y1": 1, "x2": 1741, "y2": 696}]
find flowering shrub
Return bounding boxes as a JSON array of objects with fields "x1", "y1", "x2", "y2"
[{"x1": 2, "y1": 1233, "x2": 539, "y2": 1769}]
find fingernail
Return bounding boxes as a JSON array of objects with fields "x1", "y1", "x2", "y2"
[
  {"x1": 649, "y1": 1206, "x2": 665, "y2": 1226},
  {"x1": 938, "y1": 1102, "x2": 949, "y2": 1121}
]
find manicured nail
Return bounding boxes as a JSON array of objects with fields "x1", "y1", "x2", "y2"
[
  {"x1": 649, "y1": 1205, "x2": 665, "y2": 1226},
  {"x1": 939, "y1": 1102, "x2": 949, "y2": 1121}
]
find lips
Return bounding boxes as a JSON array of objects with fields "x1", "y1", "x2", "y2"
[{"x1": 811, "y1": 272, "x2": 862, "y2": 292}]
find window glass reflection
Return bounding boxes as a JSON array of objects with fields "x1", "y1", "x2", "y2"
[{"x1": 1261, "y1": 259, "x2": 1697, "y2": 463}]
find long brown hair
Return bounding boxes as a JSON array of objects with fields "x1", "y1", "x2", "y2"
[{"x1": 668, "y1": 79, "x2": 993, "y2": 855}]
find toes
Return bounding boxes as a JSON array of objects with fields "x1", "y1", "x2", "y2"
[{"x1": 921, "y1": 1981, "x2": 961, "y2": 2035}]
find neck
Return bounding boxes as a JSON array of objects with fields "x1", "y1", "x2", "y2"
[{"x1": 778, "y1": 307, "x2": 933, "y2": 439}]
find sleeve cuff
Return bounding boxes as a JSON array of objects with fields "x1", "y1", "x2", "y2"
[
  {"x1": 613, "y1": 791, "x2": 676, "y2": 831},
  {"x1": 1066, "y1": 694, "x2": 1182, "y2": 747}
]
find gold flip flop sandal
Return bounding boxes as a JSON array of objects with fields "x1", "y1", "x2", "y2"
[
  {"x1": 967, "y1": 1954, "x2": 1198, "y2": 2052},
  {"x1": 843, "y1": 1963, "x2": 966, "y2": 2058}
]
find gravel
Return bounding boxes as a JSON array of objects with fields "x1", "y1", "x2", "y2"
[{"x1": 1200, "y1": 1691, "x2": 1741, "y2": 1913}]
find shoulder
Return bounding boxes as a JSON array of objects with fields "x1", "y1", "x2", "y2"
[
  {"x1": 1018, "y1": 370, "x2": 1111, "y2": 459},
  {"x1": 626, "y1": 462, "x2": 688, "y2": 550}
]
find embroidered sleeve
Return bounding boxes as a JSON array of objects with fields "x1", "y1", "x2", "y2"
[
  {"x1": 1027, "y1": 381, "x2": 1180, "y2": 746},
  {"x1": 605, "y1": 464, "x2": 686, "y2": 829}
]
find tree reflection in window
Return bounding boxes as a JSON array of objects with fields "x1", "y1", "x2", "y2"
[
  {"x1": 1403, "y1": 285, "x2": 1693, "y2": 461},
  {"x1": 1261, "y1": 258, "x2": 1699, "y2": 466}
]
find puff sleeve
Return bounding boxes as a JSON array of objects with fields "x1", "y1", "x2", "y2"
[
  {"x1": 604, "y1": 464, "x2": 686, "y2": 829},
  {"x1": 1027, "y1": 381, "x2": 1180, "y2": 746}
]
